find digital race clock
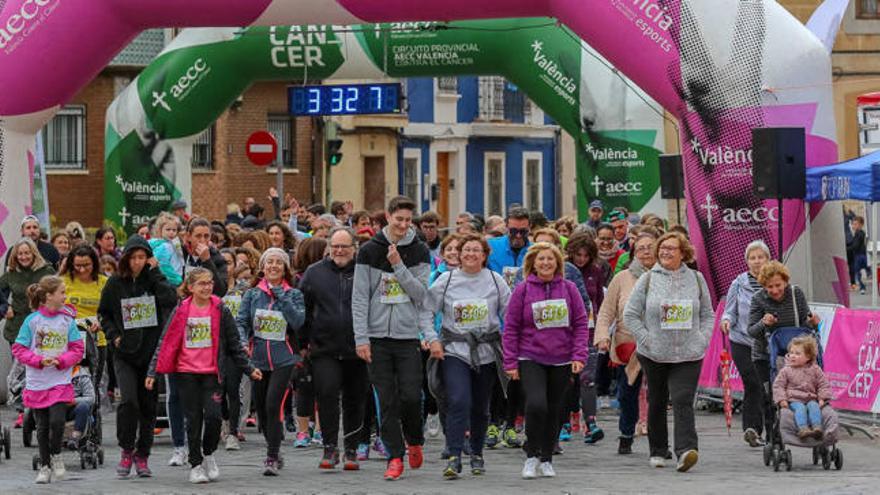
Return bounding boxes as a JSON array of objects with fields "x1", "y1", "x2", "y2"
[{"x1": 289, "y1": 83, "x2": 402, "y2": 116}]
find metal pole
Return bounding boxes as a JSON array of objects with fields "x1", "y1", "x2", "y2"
[
  {"x1": 873, "y1": 202, "x2": 878, "y2": 308},
  {"x1": 676, "y1": 198, "x2": 681, "y2": 225},
  {"x1": 777, "y1": 197, "x2": 784, "y2": 261},
  {"x1": 276, "y1": 141, "x2": 284, "y2": 205},
  {"x1": 806, "y1": 203, "x2": 813, "y2": 300}
]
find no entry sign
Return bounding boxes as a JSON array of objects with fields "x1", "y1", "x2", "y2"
[{"x1": 246, "y1": 131, "x2": 278, "y2": 166}]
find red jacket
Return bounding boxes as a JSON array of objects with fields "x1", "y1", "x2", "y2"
[{"x1": 149, "y1": 296, "x2": 253, "y2": 382}]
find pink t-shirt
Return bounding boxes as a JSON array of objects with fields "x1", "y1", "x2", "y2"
[{"x1": 177, "y1": 303, "x2": 216, "y2": 374}]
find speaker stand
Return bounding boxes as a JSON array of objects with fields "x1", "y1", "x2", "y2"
[
  {"x1": 675, "y1": 198, "x2": 682, "y2": 226},
  {"x1": 777, "y1": 196, "x2": 784, "y2": 261}
]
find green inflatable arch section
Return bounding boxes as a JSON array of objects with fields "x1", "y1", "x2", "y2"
[{"x1": 104, "y1": 19, "x2": 665, "y2": 231}]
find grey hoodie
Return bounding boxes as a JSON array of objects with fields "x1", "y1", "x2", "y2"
[
  {"x1": 623, "y1": 263, "x2": 713, "y2": 363},
  {"x1": 352, "y1": 227, "x2": 431, "y2": 345}
]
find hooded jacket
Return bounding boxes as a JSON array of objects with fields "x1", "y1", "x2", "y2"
[
  {"x1": 98, "y1": 236, "x2": 178, "y2": 368},
  {"x1": 236, "y1": 279, "x2": 305, "y2": 371},
  {"x1": 721, "y1": 272, "x2": 761, "y2": 347},
  {"x1": 148, "y1": 295, "x2": 254, "y2": 381},
  {"x1": 299, "y1": 257, "x2": 357, "y2": 360},
  {"x1": 502, "y1": 273, "x2": 589, "y2": 370},
  {"x1": 352, "y1": 227, "x2": 430, "y2": 345},
  {"x1": 623, "y1": 263, "x2": 713, "y2": 363}
]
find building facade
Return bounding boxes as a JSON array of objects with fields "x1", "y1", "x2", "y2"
[{"x1": 400, "y1": 76, "x2": 561, "y2": 226}]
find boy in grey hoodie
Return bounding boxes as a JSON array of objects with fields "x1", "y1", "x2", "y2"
[{"x1": 352, "y1": 196, "x2": 430, "y2": 480}]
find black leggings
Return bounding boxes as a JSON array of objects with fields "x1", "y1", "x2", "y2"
[
  {"x1": 253, "y1": 365, "x2": 294, "y2": 458},
  {"x1": 221, "y1": 357, "x2": 245, "y2": 435},
  {"x1": 730, "y1": 342, "x2": 765, "y2": 435},
  {"x1": 34, "y1": 402, "x2": 67, "y2": 466},
  {"x1": 753, "y1": 359, "x2": 776, "y2": 440},
  {"x1": 177, "y1": 373, "x2": 223, "y2": 467},
  {"x1": 114, "y1": 357, "x2": 157, "y2": 457},
  {"x1": 519, "y1": 360, "x2": 571, "y2": 462},
  {"x1": 293, "y1": 362, "x2": 315, "y2": 419}
]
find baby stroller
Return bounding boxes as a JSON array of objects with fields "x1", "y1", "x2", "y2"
[
  {"x1": 28, "y1": 323, "x2": 105, "y2": 470},
  {"x1": 762, "y1": 326, "x2": 842, "y2": 472}
]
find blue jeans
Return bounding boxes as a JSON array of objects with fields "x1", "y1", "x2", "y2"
[
  {"x1": 442, "y1": 356, "x2": 495, "y2": 458},
  {"x1": 67, "y1": 401, "x2": 93, "y2": 434},
  {"x1": 616, "y1": 366, "x2": 642, "y2": 438},
  {"x1": 790, "y1": 400, "x2": 822, "y2": 429},
  {"x1": 166, "y1": 374, "x2": 187, "y2": 448}
]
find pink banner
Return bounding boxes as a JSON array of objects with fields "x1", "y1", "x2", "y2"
[
  {"x1": 698, "y1": 301, "x2": 744, "y2": 393},
  {"x1": 823, "y1": 308, "x2": 880, "y2": 413}
]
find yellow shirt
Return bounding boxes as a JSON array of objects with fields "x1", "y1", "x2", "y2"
[{"x1": 66, "y1": 275, "x2": 108, "y2": 347}]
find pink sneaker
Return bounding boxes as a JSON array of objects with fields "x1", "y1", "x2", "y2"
[
  {"x1": 133, "y1": 453, "x2": 152, "y2": 477},
  {"x1": 117, "y1": 449, "x2": 134, "y2": 477}
]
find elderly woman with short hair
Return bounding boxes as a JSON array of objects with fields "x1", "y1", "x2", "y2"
[{"x1": 623, "y1": 231, "x2": 712, "y2": 473}]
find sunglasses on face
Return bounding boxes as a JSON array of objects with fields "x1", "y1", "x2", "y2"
[{"x1": 509, "y1": 228, "x2": 529, "y2": 237}]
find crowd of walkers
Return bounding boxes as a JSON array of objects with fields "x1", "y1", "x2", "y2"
[{"x1": 0, "y1": 193, "x2": 834, "y2": 484}]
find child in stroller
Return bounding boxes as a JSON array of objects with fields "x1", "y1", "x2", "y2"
[{"x1": 763, "y1": 328, "x2": 842, "y2": 471}]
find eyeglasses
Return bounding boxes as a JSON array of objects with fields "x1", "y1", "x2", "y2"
[
  {"x1": 73, "y1": 263, "x2": 93, "y2": 269},
  {"x1": 659, "y1": 245, "x2": 680, "y2": 253},
  {"x1": 461, "y1": 248, "x2": 484, "y2": 254},
  {"x1": 330, "y1": 244, "x2": 354, "y2": 250},
  {"x1": 634, "y1": 246, "x2": 652, "y2": 253},
  {"x1": 193, "y1": 280, "x2": 215, "y2": 287},
  {"x1": 509, "y1": 228, "x2": 529, "y2": 237}
]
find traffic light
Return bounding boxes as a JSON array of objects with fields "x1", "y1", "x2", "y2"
[{"x1": 326, "y1": 139, "x2": 343, "y2": 166}]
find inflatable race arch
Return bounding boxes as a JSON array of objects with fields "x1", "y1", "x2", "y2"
[
  {"x1": 0, "y1": 0, "x2": 846, "y2": 303},
  {"x1": 103, "y1": 19, "x2": 667, "y2": 239}
]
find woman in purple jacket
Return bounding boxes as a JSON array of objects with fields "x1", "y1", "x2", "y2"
[{"x1": 502, "y1": 242, "x2": 589, "y2": 480}]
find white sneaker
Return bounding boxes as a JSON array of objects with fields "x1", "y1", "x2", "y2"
[
  {"x1": 189, "y1": 464, "x2": 209, "y2": 484},
  {"x1": 676, "y1": 449, "x2": 699, "y2": 472},
  {"x1": 649, "y1": 456, "x2": 666, "y2": 468},
  {"x1": 35, "y1": 465, "x2": 52, "y2": 484},
  {"x1": 225, "y1": 434, "x2": 241, "y2": 451},
  {"x1": 426, "y1": 414, "x2": 441, "y2": 438},
  {"x1": 169, "y1": 447, "x2": 188, "y2": 466},
  {"x1": 521, "y1": 457, "x2": 539, "y2": 479},
  {"x1": 539, "y1": 461, "x2": 556, "y2": 477},
  {"x1": 203, "y1": 454, "x2": 220, "y2": 481},
  {"x1": 50, "y1": 454, "x2": 66, "y2": 480}
]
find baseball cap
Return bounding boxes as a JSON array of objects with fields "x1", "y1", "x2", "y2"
[
  {"x1": 589, "y1": 200, "x2": 603, "y2": 211},
  {"x1": 171, "y1": 200, "x2": 188, "y2": 210}
]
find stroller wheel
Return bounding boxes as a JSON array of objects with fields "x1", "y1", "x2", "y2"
[
  {"x1": 32, "y1": 455, "x2": 39, "y2": 471},
  {"x1": 784, "y1": 450, "x2": 792, "y2": 471},
  {"x1": 3, "y1": 427, "x2": 10, "y2": 459},
  {"x1": 772, "y1": 450, "x2": 781, "y2": 472},
  {"x1": 81, "y1": 457, "x2": 87, "y2": 470},
  {"x1": 822, "y1": 449, "x2": 831, "y2": 470},
  {"x1": 97, "y1": 448, "x2": 104, "y2": 465},
  {"x1": 832, "y1": 448, "x2": 843, "y2": 470},
  {"x1": 763, "y1": 444, "x2": 772, "y2": 466},
  {"x1": 812, "y1": 447, "x2": 820, "y2": 465}
]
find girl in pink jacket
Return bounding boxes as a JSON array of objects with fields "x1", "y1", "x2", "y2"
[
  {"x1": 12, "y1": 276, "x2": 85, "y2": 484},
  {"x1": 772, "y1": 335, "x2": 832, "y2": 440}
]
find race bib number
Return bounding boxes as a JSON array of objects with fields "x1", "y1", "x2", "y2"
[
  {"x1": 453, "y1": 299, "x2": 490, "y2": 330},
  {"x1": 502, "y1": 267, "x2": 518, "y2": 289},
  {"x1": 35, "y1": 327, "x2": 68, "y2": 358},
  {"x1": 532, "y1": 299, "x2": 570, "y2": 329},
  {"x1": 254, "y1": 309, "x2": 286, "y2": 341},
  {"x1": 660, "y1": 300, "x2": 694, "y2": 330},
  {"x1": 185, "y1": 317, "x2": 212, "y2": 349},
  {"x1": 380, "y1": 273, "x2": 410, "y2": 304},
  {"x1": 222, "y1": 294, "x2": 242, "y2": 317},
  {"x1": 121, "y1": 296, "x2": 158, "y2": 330}
]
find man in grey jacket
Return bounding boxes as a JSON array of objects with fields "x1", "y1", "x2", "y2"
[{"x1": 352, "y1": 196, "x2": 431, "y2": 480}]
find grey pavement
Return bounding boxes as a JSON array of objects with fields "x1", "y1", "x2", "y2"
[{"x1": 0, "y1": 403, "x2": 877, "y2": 495}]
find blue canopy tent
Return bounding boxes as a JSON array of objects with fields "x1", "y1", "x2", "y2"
[{"x1": 806, "y1": 150, "x2": 880, "y2": 306}]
